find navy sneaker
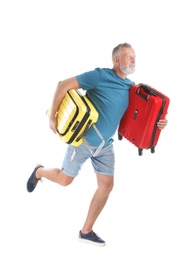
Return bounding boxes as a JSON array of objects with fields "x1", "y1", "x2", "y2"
[
  {"x1": 27, "y1": 164, "x2": 43, "y2": 192},
  {"x1": 78, "y1": 230, "x2": 106, "y2": 246}
]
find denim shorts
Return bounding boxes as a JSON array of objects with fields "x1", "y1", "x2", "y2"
[{"x1": 61, "y1": 142, "x2": 115, "y2": 177}]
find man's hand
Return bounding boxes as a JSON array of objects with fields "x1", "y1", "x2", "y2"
[
  {"x1": 157, "y1": 119, "x2": 168, "y2": 130},
  {"x1": 49, "y1": 116, "x2": 58, "y2": 134}
]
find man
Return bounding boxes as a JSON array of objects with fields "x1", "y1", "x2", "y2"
[{"x1": 27, "y1": 43, "x2": 168, "y2": 246}]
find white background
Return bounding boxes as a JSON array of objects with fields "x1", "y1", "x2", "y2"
[{"x1": 0, "y1": 0, "x2": 195, "y2": 259}]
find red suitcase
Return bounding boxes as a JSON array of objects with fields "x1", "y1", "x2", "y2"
[{"x1": 118, "y1": 83, "x2": 170, "y2": 155}]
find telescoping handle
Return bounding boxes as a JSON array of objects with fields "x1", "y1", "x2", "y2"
[
  {"x1": 83, "y1": 124, "x2": 105, "y2": 157},
  {"x1": 136, "y1": 83, "x2": 152, "y2": 100},
  {"x1": 74, "y1": 120, "x2": 105, "y2": 156}
]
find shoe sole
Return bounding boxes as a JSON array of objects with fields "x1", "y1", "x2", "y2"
[
  {"x1": 27, "y1": 164, "x2": 43, "y2": 192},
  {"x1": 78, "y1": 238, "x2": 106, "y2": 246}
]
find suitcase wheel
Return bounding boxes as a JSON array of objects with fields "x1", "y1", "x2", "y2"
[
  {"x1": 151, "y1": 147, "x2": 155, "y2": 153},
  {"x1": 118, "y1": 133, "x2": 123, "y2": 140},
  {"x1": 138, "y1": 148, "x2": 143, "y2": 156}
]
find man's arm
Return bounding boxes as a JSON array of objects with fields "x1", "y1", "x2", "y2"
[{"x1": 49, "y1": 77, "x2": 81, "y2": 133}]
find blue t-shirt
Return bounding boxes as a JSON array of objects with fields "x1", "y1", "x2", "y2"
[{"x1": 76, "y1": 68, "x2": 135, "y2": 146}]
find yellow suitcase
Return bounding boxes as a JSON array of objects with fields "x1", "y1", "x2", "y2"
[{"x1": 47, "y1": 89, "x2": 105, "y2": 156}]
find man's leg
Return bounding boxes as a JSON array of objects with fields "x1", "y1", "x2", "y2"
[
  {"x1": 81, "y1": 173, "x2": 114, "y2": 234},
  {"x1": 36, "y1": 167, "x2": 74, "y2": 186},
  {"x1": 27, "y1": 165, "x2": 74, "y2": 192},
  {"x1": 27, "y1": 143, "x2": 90, "y2": 193}
]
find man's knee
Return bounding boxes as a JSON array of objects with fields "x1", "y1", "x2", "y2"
[
  {"x1": 101, "y1": 181, "x2": 114, "y2": 195},
  {"x1": 59, "y1": 171, "x2": 74, "y2": 186},
  {"x1": 107, "y1": 181, "x2": 114, "y2": 193},
  {"x1": 97, "y1": 174, "x2": 114, "y2": 193}
]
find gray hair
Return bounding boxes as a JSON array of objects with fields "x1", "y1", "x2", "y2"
[{"x1": 112, "y1": 43, "x2": 132, "y2": 58}]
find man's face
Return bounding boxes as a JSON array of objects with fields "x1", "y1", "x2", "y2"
[{"x1": 119, "y1": 48, "x2": 136, "y2": 75}]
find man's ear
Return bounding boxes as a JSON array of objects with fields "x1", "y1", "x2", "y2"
[{"x1": 113, "y1": 57, "x2": 118, "y2": 64}]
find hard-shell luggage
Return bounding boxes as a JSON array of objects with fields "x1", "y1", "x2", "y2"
[
  {"x1": 47, "y1": 89, "x2": 105, "y2": 156},
  {"x1": 118, "y1": 83, "x2": 170, "y2": 155}
]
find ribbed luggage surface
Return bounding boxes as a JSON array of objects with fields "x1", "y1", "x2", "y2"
[
  {"x1": 118, "y1": 83, "x2": 170, "y2": 155},
  {"x1": 57, "y1": 89, "x2": 99, "y2": 146}
]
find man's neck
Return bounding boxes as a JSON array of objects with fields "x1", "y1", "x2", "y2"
[{"x1": 113, "y1": 67, "x2": 127, "y2": 80}]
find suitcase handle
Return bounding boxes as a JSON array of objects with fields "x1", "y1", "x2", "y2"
[
  {"x1": 137, "y1": 83, "x2": 151, "y2": 100},
  {"x1": 76, "y1": 121, "x2": 105, "y2": 156},
  {"x1": 83, "y1": 124, "x2": 105, "y2": 157}
]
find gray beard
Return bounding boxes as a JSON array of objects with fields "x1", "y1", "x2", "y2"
[{"x1": 120, "y1": 65, "x2": 135, "y2": 75}]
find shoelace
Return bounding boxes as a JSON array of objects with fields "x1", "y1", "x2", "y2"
[{"x1": 91, "y1": 231, "x2": 99, "y2": 238}]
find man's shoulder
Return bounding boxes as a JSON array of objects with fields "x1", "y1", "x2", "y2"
[
  {"x1": 94, "y1": 67, "x2": 112, "y2": 73},
  {"x1": 96, "y1": 68, "x2": 116, "y2": 77}
]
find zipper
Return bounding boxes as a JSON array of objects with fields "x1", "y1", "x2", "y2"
[
  {"x1": 67, "y1": 90, "x2": 91, "y2": 144},
  {"x1": 149, "y1": 89, "x2": 166, "y2": 148}
]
